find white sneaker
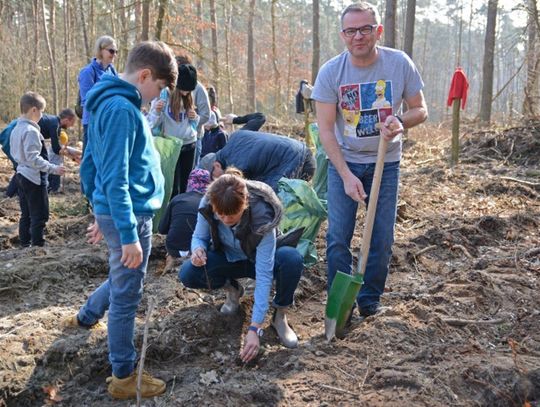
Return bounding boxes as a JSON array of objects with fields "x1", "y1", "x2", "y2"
[{"x1": 220, "y1": 282, "x2": 244, "y2": 315}]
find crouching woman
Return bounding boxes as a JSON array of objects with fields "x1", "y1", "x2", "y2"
[{"x1": 179, "y1": 170, "x2": 303, "y2": 362}]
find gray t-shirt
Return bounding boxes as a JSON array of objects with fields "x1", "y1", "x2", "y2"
[{"x1": 312, "y1": 46, "x2": 424, "y2": 163}]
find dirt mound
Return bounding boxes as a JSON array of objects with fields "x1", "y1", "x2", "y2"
[
  {"x1": 1, "y1": 123, "x2": 539, "y2": 406},
  {"x1": 461, "y1": 122, "x2": 540, "y2": 167}
]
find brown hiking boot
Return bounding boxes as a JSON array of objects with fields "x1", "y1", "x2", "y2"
[
  {"x1": 107, "y1": 370, "x2": 166, "y2": 400},
  {"x1": 62, "y1": 314, "x2": 106, "y2": 330}
]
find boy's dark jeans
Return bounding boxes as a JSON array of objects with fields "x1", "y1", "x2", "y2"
[{"x1": 16, "y1": 173, "x2": 49, "y2": 247}]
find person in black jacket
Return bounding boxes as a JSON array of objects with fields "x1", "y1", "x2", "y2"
[
  {"x1": 199, "y1": 130, "x2": 315, "y2": 191},
  {"x1": 222, "y1": 112, "x2": 266, "y2": 132},
  {"x1": 158, "y1": 168, "x2": 211, "y2": 273},
  {"x1": 38, "y1": 109, "x2": 77, "y2": 192}
]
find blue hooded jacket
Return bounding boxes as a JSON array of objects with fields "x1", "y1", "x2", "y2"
[{"x1": 80, "y1": 75, "x2": 164, "y2": 245}]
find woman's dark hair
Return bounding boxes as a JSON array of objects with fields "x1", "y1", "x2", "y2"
[
  {"x1": 207, "y1": 86, "x2": 217, "y2": 106},
  {"x1": 207, "y1": 169, "x2": 248, "y2": 215}
]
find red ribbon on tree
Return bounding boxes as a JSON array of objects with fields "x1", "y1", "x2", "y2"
[{"x1": 447, "y1": 67, "x2": 469, "y2": 109}]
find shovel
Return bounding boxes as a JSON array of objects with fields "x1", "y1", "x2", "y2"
[{"x1": 325, "y1": 135, "x2": 389, "y2": 341}]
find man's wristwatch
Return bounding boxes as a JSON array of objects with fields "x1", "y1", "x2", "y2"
[
  {"x1": 395, "y1": 115, "x2": 404, "y2": 127},
  {"x1": 248, "y1": 325, "x2": 264, "y2": 337}
]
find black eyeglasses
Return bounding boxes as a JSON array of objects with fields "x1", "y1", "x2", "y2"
[
  {"x1": 106, "y1": 48, "x2": 118, "y2": 55},
  {"x1": 341, "y1": 24, "x2": 378, "y2": 38}
]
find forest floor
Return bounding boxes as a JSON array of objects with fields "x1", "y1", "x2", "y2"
[{"x1": 0, "y1": 122, "x2": 539, "y2": 407}]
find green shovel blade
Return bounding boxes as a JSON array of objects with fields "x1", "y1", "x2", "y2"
[{"x1": 324, "y1": 271, "x2": 363, "y2": 340}]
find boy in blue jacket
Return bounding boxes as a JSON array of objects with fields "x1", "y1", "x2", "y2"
[{"x1": 64, "y1": 41, "x2": 178, "y2": 400}]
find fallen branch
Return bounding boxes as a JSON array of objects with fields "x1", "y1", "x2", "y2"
[
  {"x1": 442, "y1": 318, "x2": 505, "y2": 327},
  {"x1": 414, "y1": 245, "x2": 437, "y2": 257},
  {"x1": 498, "y1": 176, "x2": 540, "y2": 187},
  {"x1": 452, "y1": 244, "x2": 473, "y2": 259},
  {"x1": 320, "y1": 384, "x2": 357, "y2": 396},
  {"x1": 137, "y1": 297, "x2": 156, "y2": 407}
]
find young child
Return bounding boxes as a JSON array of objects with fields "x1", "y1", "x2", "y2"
[
  {"x1": 147, "y1": 63, "x2": 200, "y2": 196},
  {"x1": 65, "y1": 41, "x2": 178, "y2": 400},
  {"x1": 158, "y1": 168, "x2": 211, "y2": 273},
  {"x1": 201, "y1": 111, "x2": 227, "y2": 158},
  {"x1": 9, "y1": 92, "x2": 65, "y2": 247}
]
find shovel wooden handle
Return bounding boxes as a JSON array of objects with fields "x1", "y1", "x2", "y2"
[{"x1": 355, "y1": 136, "x2": 389, "y2": 277}]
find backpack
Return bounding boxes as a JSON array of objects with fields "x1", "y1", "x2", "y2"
[
  {"x1": 0, "y1": 119, "x2": 18, "y2": 165},
  {"x1": 75, "y1": 65, "x2": 97, "y2": 119}
]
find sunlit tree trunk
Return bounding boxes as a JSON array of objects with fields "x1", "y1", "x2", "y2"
[
  {"x1": 63, "y1": 0, "x2": 69, "y2": 107},
  {"x1": 79, "y1": 0, "x2": 90, "y2": 59},
  {"x1": 384, "y1": 0, "x2": 396, "y2": 48},
  {"x1": 523, "y1": 0, "x2": 540, "y2": 118},
  {"x1": 223, "y1": 0, "x2": 234, "y2": 112},
  {"x1": 141, "y1": 0, "x2": 150, "y2": 41},
  {"x1": 195, "y1": 0, "x2": 204, "y2": 71},
  {"x1": 271, "y1": 0, "x2": 281, "y2": 115},
  {"x1": 155, "y1": 0, "x2": 167, "y2": 41},
  {"x1": 312, "y1": 0, "x2": 320, "y2": 84},
  {"x1": 135, "y1": 0, "x2": 142, "y2": 42},
  {"x1": 247, "y1": 0, "x2": 256, "y2": 111},
  {"x1": 210, "y1": 0, "x2": 219, "y2": 94},
  {"x1": 41, "y1": 0, "x2": 58, "y2": 112},
  {"x1": 479, "y1": 0, "x2": 498, "y2": 123},
  {"x1": 31, "y1": 0, "x2": 39, "y2": 88}
]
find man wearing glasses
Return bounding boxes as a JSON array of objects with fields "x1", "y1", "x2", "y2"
[{"x1": 312, "y1": 2, "x2": 427, "y2": 318}]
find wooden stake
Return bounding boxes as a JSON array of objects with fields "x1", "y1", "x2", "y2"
[
  {"x1": 451, "y1": 98, "x2": 461, "y2": 166},
  {"x1": 137, "y1": 297, "x2": 155, "y2": 407}
]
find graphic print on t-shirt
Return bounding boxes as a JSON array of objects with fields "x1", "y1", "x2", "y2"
[{"x1": 339, "y1": 80, "x2": 393, "y2": 138}]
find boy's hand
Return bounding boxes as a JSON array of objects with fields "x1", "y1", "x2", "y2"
[
  {"x1": 191, "y1": 247, "x2": 207, "y2": 267},
  {"x1": 121, "y1": 242, "x2": 143, "y2": 269},
  {"x1": 86, "y1": 221, "x2": 103, "y2": 244},
  {"x1": 56, "y1": 165, "x2": 66, "y2": 176}
]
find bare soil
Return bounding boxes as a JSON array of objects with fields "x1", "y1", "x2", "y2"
[{"x1": 0, "y1": 123, "x2": 539, "y2": 407}]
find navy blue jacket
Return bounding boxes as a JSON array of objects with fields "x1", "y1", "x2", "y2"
[
  {"x1": 38, "y1": 114, "x2": 62, "y2": 155},
  {"x1": 215, "y1": 130, "x2": 312, "y2": 190}
]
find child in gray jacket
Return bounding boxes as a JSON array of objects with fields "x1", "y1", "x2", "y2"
[{"x1": 10, "y1": 92, "x2": 65, "y2": 247}]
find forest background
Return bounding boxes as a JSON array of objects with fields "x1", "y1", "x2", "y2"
[{"x1": 0, "y1": 0, "x2": 536, "y2": 128}]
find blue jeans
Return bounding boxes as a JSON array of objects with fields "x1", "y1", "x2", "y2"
[
  {"x1": 77, "y1": 214, "x2": 152, "y2": 378},
  {"x1": 179, "y1": 246, "x2": 303, "y2": 308},
  {"x1": 326, "y1": 160, "x2": 400, "y2": 309}
]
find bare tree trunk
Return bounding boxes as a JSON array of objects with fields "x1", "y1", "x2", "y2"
[
  {"x1": 89, "y1": 0, "x2": 95, "y2": 43},
  {"x1": 79, "y1": 0, "x2": 90, "y2": 59},
  {"x1": 210, "y1": 0, "x2": 220, "y2": 94},
  {"x1": 48, "y1": 0, "x2": 56, "y2": 67},
  {"x1": 63, "y1": 0, "x2": 69, "y2": 108},
  {"x1": 311, "y1": 0, "x2": 320, "y2": 84},
  {"x1": 223, "y1": 0, "x2": 234, "y2": 112},
  {"x1": 195, "y1": 0, "x2": 204, "y2": 71},
  {"x1": 135, "y1": 0, "x2": 142, "y2": 42},
  {"x1": 247, "y1": 0, "x2": 256, "y2": 111},
  {"x1": 384, "y1": 0, "x2": 397, "y2": 48},
  {"x1": 41, "y1": 0, "x2": 58, "y2": 113},
  {"x1": 119, "y1": 0, "x2": 129, "y2": 70},
  {"x1": 155, "y1": 0, "x2": 167, "y2": 41},
  {"x1": 31, "y1": 0, "x2": 39, "y2": 89},
  {"x1": 271, "y1": 0, "x2": 281, "y2": 115},
  {"x1": 523, "y1": 0, "x2": 540, "y2": 118},
  {"x1": 403, "y1": 0, "x2": 415, "y2": 58},
  {"x1": 479, "y1": 0, "x2": 498, "y2": 123},
  {"x1": 141, "y1": 0, "x2": 150, "y2": 41}
]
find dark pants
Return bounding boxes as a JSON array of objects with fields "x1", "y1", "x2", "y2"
[
  {"x1": 6, "y1": 173, "x2": 18, "y2": 197},
  {"x1": 179, "y1": 246, "x2": 303, "y2": 308},
  {"x1": 300, "y1": 149, "x2": 316, "y2": 182},
  {"x1": 48, "y1": 174, "x2": 61, "y2": 193},
  {"x1": 172, "y1": 142, "x2": 196, "y2": 197},
  {"x1": 16, "y1": 173, "x2": 49, "y2": 247}
]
